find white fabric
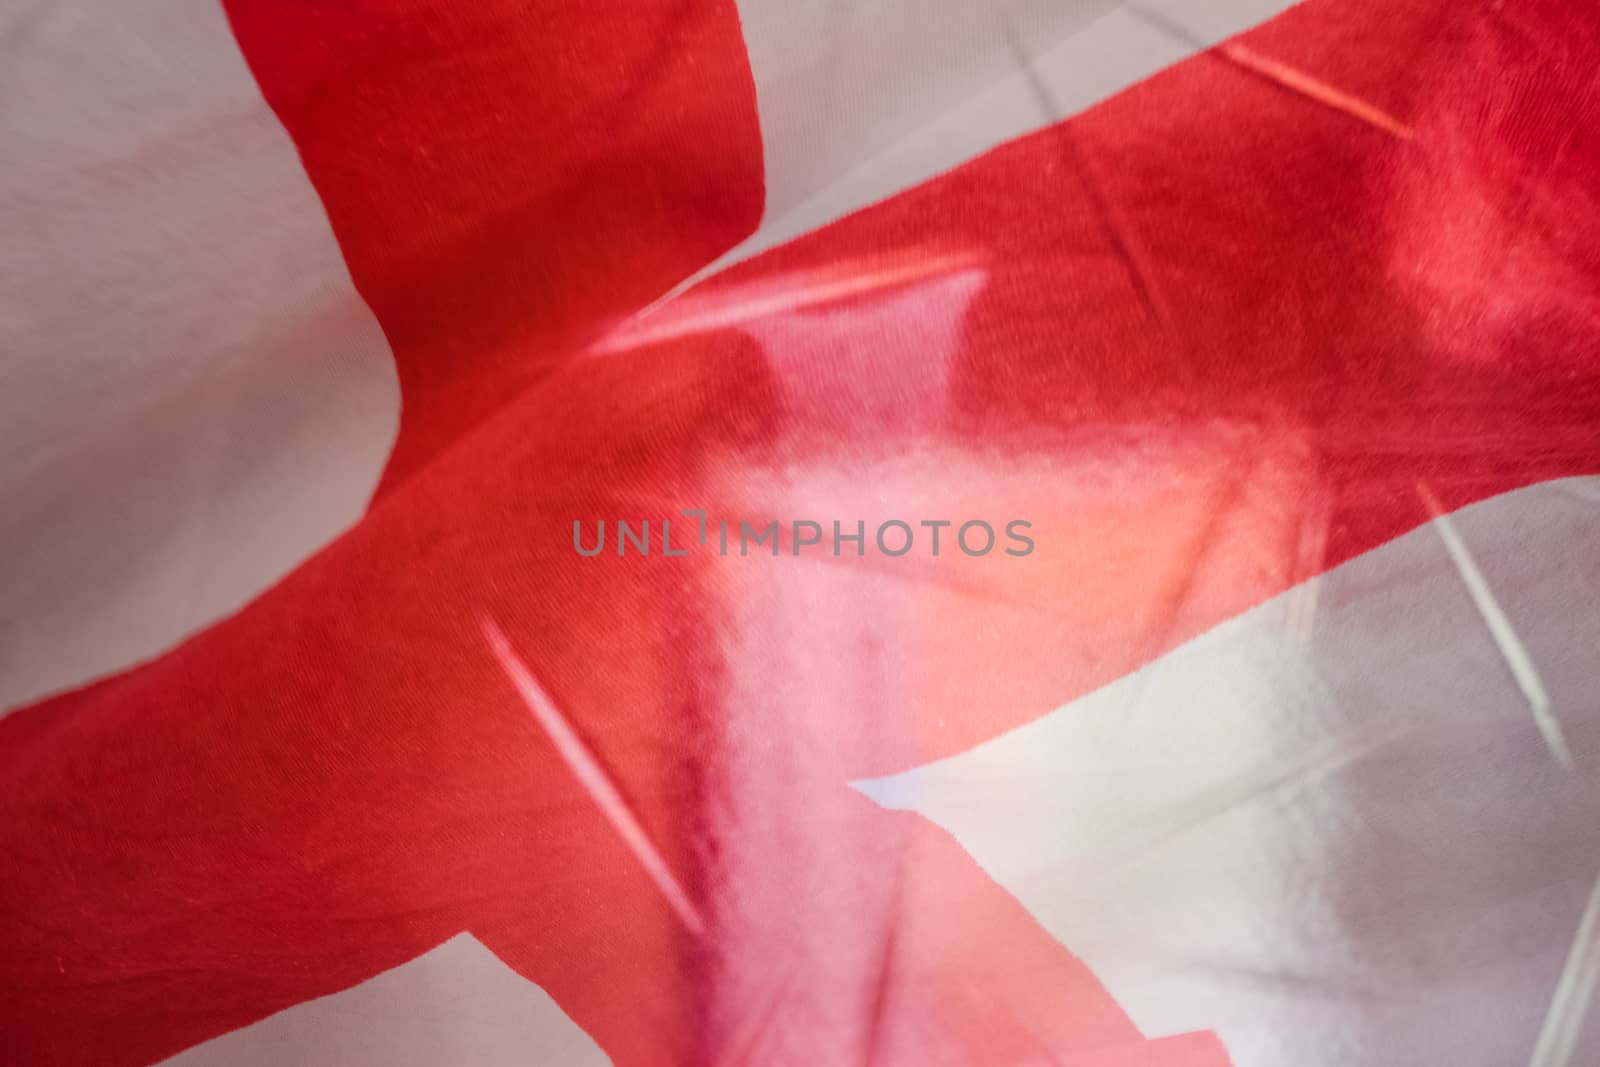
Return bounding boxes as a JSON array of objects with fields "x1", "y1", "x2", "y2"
[
  {"x1": 717, "y1": 0, "x2": 1301, "y2": 271},
  {"x1": 0, "y1": 0, "x2": 399, "y2": 712},
  {"x1": 858, "y1": 477, "x2": 1600, "y2": 1067},
  {"x1": 156, "y1": 934, "x2": 610, "y2": 1066}
]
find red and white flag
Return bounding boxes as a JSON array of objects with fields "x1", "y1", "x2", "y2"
[{"x1": 4, "y1": 0, "x2": 1599, "y2": 1064}]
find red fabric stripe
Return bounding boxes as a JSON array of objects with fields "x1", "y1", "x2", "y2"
[
  {"x1": 682, "y1": 0, "x2": 1600, "y2": 768},
  {"x1": 219, "y1": 0, "x2": 765, "y2": 494}
]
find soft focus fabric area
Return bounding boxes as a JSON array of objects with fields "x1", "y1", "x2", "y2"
[{"x1": 2, "y1": 1, "x2": 1598, "y2": 1065}]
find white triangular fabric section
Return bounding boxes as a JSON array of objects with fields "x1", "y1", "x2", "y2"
[
  {"x1": 714, "y1": 0, "x2": 1300, "y2": 273},
  {"x1": 0, "y1": 0, "x2": 399, "y2": 714},
  {"x1": 157, "y1": 934, "x2": 611, "y2": 1066},
  {"x1": 857, "y1": 477, "x2": 1600, "y2": 1067}
]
